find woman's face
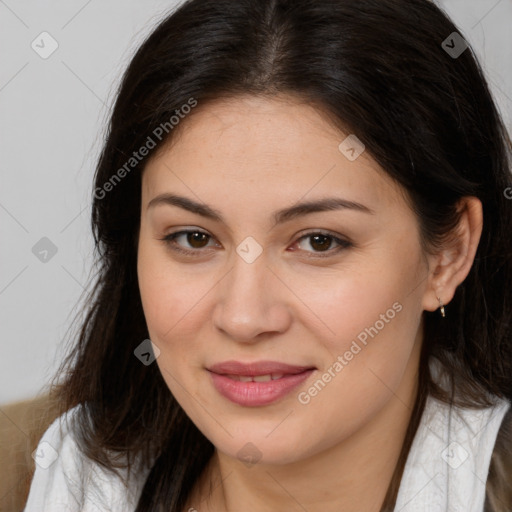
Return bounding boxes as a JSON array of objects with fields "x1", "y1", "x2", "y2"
[{"x1": 137, "y1": 94, "x2": 434, "y2": 465}]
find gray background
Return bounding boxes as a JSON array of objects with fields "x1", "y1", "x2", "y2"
[{"x1": 1, "y1": 0, "x2": 511, "y2": 406}]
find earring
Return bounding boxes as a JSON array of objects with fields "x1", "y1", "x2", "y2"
[{"x1": 437, "y1": 296, "x2": 446, "y2": 318}]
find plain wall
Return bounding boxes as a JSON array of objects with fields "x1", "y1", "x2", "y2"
[{"x1": 1, "y1": 0, "x2": 511, "y2": 406}]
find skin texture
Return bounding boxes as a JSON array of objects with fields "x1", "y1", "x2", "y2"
[{"x1": 136, "y1": 94, "x2": 483, "y2": 512}]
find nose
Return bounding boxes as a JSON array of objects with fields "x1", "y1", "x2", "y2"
[{"x1": 211, "y1": 250, "x2": 292, "y2": 343}]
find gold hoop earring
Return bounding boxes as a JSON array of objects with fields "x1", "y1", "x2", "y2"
[{"x1": 437, "y1": 296, "x2": 446, "y2": 318}]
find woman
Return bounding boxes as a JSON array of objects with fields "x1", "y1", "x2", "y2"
[{"x1": 23, "y1": 0, "x2": 512, "y2": 511}]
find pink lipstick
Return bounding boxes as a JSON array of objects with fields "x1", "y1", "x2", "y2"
[{"x1": 207, "y1": 360, "x2": 316, "y2": 406}]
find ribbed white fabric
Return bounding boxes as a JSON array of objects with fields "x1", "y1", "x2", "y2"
[
  {"x1": 23, "y1": 405, "x2": 151, "y2": 512},
  {"x1": 394, "y1": 361, "x2": 511, "y2": 512},
  {"x1": 24, "y1": 364, "x2": 510, "y2": 511}
]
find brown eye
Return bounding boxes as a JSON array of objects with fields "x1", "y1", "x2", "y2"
[
  {"x1": 308, "y1": 234, "x2": 333, "y2": 252},
  {"x1": 183, "y1": 231, "x2": 210, "y2": 248},
  {"x1": 160, "y1": 229, "x2": 217, "y2": 256},
  {"x1": 159, "y1": 228, "x2": 352, "y2": 259},
  {"x1": 293, "y1": 231, "x2": 353, "y2": 258}
]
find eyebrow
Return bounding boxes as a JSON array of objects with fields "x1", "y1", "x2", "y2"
[{"x1": 147, "y1": 193, "x2": 375, "y2": 225}]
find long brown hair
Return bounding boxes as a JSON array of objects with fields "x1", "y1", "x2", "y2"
[{"x1": 47, "y1": 0, "x2": 512, "y2": 510}]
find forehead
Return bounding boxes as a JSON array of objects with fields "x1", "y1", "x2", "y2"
[{"x1": 141, "y1": 94, "x2": 407, "y2": 214}]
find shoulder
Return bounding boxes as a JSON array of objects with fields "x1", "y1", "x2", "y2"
[
  {"x1": 486, "y1": 400, "x2": 512, "y2": 512},
  {"x1": 23, "y1": 404, "x2": 148, "y2": 512}
]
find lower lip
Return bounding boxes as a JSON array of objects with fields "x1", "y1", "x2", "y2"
[{"x1": 208, "y1": 369, "x2": 315, "y2": 406}]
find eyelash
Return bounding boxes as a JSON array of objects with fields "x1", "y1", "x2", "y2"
[{"x1": 158, "y1": 229, "x2": 353, "y2": 259}]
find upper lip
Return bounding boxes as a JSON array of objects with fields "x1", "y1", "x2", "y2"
[{"x1": 207, "y1": 360, "x2": 315, "y2": 376}]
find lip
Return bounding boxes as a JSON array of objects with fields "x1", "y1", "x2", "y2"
[
  {"x1": 208, "y1": 360, "x2": 315, "y2": 376},
  {"x1": 207, "y1": 360, "x2": 316, "y2": 407}
]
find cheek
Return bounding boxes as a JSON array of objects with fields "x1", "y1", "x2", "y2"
[
  {"x1": 299, "y1": 250, "x2": 420, "y2": 350},
  {"x1": 137, "y1": 246, "x2": 205, "y2": 397},
  {"x1": 137, "y1": 248, "x2": 172, "y2": 339},
  {"x1": 137, "y1": 240, "x2": 206, "y2": 342},
  {"x1": 297, "y1": 247, "x2": 424, "y2": 404}
]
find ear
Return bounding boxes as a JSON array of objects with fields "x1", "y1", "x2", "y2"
[{"x1": 421, "y1": 196, "x2": 483, "y2": 313}]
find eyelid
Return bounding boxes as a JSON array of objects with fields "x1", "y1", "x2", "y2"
[{"x1": 158, "y1": 228, "x2": 353, "y2": 258}]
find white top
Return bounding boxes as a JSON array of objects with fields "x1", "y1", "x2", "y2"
[
  {"x1": 23, "y1": 405, "x2": 151, "y2": 512},
  {"x1": 394, "y1": 392, "x2": 510, "y2": 511},
  {"x1": 24, "y1": 384, "x2": 510, "y2": 512}
]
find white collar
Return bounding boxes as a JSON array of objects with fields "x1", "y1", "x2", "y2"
[{"x1": 394, "y1": 359, "x2": 511, "y2": 511}]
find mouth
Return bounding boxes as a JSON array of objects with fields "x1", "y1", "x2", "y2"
[
  {"x1": 207, "y1": 359, "x2": 315, "y2": 376},
  {"x1": 207, "y1": 360, "x2": 316, "y2": 406},
  {"x1": 219, "y1": 373, "x2": 289, "y2": 382}
]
